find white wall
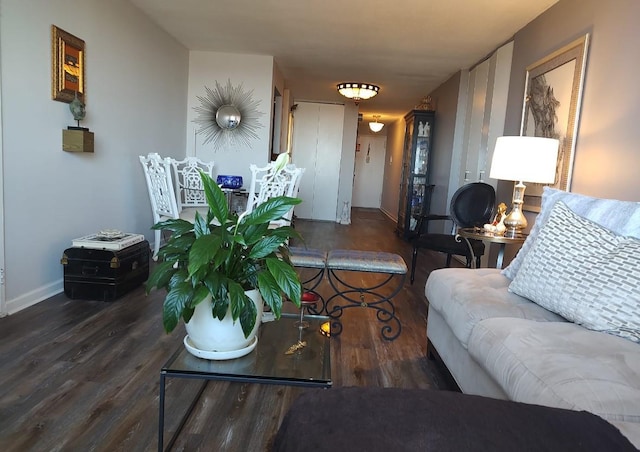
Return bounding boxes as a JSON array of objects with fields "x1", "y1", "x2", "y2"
[
  {"x1": 187, "y1": 51, "x2": 274, "y2": 184},
  {"x1": 1, "y1": 0, "x2": 189, "y2": 313}
]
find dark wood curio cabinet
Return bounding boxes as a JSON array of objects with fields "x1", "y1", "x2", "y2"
[{"x1": 396, "y1": 110, "x2": 435, "y2": 238}]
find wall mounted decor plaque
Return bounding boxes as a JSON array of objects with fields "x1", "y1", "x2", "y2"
[{"x1": 51, "y1": 25, "x2": 85, "y2": 103}]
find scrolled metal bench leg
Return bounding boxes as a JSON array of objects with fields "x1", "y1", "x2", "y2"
[{"x1": 326, "y1": 268, "x2": 404, "y2": 341}]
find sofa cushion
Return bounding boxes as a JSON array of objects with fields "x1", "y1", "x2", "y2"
[
  {"x1": 509, "y1": 202, "x2": 640, "y2": 343},
  {"x1": 502, "y1": 187, "x2": 640, "y2": 280},
  {"x1": 425, "y1": 268, "x2": 564, "y2": 348},
  {"x1": 468, "y1": 317, "x2": 640, "y2": 423}
]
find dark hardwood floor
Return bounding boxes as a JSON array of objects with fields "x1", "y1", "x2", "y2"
[{"x1": 0, "y1": 208, "x2": 458, "y2": 451}]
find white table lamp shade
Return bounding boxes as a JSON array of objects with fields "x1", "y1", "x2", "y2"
[{"x1": 490, "y1": 136, "x2": 560, "y2": 184}]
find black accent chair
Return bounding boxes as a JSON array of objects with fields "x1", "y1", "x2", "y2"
[{"x1": 409, "y1": 182, "x2": 496, "y2": 283}]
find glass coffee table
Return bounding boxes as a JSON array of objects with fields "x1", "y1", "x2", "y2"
[{"x1": 158, "y1": 313, "x2": 332, "y2": 451}]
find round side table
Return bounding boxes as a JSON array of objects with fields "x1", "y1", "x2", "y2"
[{"x1": 456, "y1": 228, "x2": 527, "y2": 269}]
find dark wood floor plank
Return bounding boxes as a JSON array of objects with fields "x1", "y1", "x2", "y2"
[{"x1": 0, "y1": 208, "x2": 457, "y2": 451}]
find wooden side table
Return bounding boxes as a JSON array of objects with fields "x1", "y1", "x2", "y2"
[{"x1": 456, "y1": 228, "x2": 527, "y2": 269}]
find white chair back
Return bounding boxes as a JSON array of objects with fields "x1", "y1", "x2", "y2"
[
  {"x1": 139, "y1": 153, "x2": 181, "y2": 258},
  {"x1": 246, "y1": 162, "x2": 305, "y2": 227},
  {"x1": 140, "y1": 153, "x2": 180, "y2": 221},
  {"x1": 167, "y1": 157, "x2": 215, "y2": 211}
]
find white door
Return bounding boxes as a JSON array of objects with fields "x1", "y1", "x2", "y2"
[
  {"x1": 292, "y1": 102, "x2": 344, "y2": 221},
  {"x1": 352, "y1": 135, "x2": 386, "y2": 208}
]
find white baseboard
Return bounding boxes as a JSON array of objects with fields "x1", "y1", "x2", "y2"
[
  {"x1": 6, "y1": 279, "x2": 63, "y2": 315},
  {"x1": 379, "y1": 207, "x2": 397, "y2": 223}
]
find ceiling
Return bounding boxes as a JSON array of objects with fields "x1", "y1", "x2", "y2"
[{"x1": 129, "y1": 0, "x2": 558, "y2": 126}]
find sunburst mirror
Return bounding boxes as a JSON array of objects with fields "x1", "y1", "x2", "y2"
[{"x1": 193, "y1": 79, "x2": 264, "y2": 151}]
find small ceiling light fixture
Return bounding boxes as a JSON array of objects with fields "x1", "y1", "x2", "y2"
[
  {"x1": 337, "y1": 82, "x2": 380, "y2": 103},
  {"x1": 369, "y1": 115, "x2": 384, "y2": 133}
]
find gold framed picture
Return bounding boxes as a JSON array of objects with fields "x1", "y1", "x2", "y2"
[{"x1": 51, "y1": 25, "x2": 85, "y2": 103}]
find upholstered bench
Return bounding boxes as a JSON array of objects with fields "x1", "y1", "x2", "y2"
[
  {"x1": 272, "y1": 387, "x2": 638, "y2": 452},
  {"x1": 325, "y1": 250, "x2": 407, "y2": 341},
  {"x1": 288, "y1": 248, "x2": 408, "y2": 340}
]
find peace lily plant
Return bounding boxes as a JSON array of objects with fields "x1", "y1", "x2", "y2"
[{"x1": 146, "y1": 155, "x2": 303, "y2": 341}]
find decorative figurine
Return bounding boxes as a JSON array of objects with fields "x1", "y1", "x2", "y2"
[
  {"x1": 484, "y1": 202, "x2": 508, "y2": 234},
  {"x1": 415, "y1": 95, "x2": 434, "y2": 111},
  {"x1": 68, "y1": 91, "x2": 87, "y2": 130}
]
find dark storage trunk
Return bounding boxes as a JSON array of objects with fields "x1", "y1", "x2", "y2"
[{"x1": 61, "y1": 241, "x2": 150, "y2": 301}]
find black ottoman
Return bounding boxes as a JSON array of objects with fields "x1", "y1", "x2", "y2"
[{"x1": 272, "y1": 387, "x2": 637, "y2": 452}]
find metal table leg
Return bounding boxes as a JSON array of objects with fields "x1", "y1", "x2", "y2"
[{"x1": 158, "y1": 373, "x2": 208, "y2": 452}]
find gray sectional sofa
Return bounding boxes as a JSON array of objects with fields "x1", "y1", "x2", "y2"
[{"x1": 425, "y1": 188, "x2": 640, "y2": 448}]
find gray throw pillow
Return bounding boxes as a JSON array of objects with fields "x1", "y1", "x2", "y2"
[
  {"x1": 503, "y1": 187, "x2": 640, "y2": 280},
  {"x1": 509, "y1": 201, "x2": 640, "y2": 343}
]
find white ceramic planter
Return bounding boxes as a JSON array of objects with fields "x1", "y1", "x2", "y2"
[{"x1": 185, "y1": 289, "x2": 263, "y2": 355}]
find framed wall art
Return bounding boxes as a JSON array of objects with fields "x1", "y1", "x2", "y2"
[
  {"x1": 520, "y1": 34, "x2": 589, "y2": 211},
  {"x1": 51, "y1": 25, "x2": 85, "y2": 103}
]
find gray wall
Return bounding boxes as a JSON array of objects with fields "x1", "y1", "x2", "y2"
[
  {"x1": 428, "y1": 72, "x2": 462, "y2": 222},
  {"x1": 502, "y1": 0, "x2": 640, "y2": 204},
  {"x1": 380, "y1": 118, "x2": 406, "y2": 220},
  {"x1": 1, "y1": 0, "x2": 189, "y2": 313},
  {"x1": 385, "y1": 0, "x2": 640, "y2": 231},
  {"x1": 379, "y1": 0, "x2": 639, "y2": 270}
]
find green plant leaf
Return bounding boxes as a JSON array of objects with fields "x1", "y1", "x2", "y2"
[
  {"x1": 239, "y1": 295, "x2": 257, "y2": 338},
  {"x1": 243, "y1": 223, "x2": 270, "y2": 245},
  {"x1": 266, "y1": 257, "x2": 301, "y2": 305},
  {"x1": 268, "y1": 226, "x2": 303, "y2": 243},
  {"x1": 203, "y1": 271, "x2": 226, "y2": 298},
  {"x1": 211, "y1": 295, "x2": 229, "y2": 320},
  {"x1": 189, "y1": 261, "x2": 209, "y2": 284},
  {"x1": 257, "y1": 271, "x2": 283, "y2": 317},
  {"x1": 145, "y1": 261, "x2": 177, "y2": 292},
  {"x1": 227, "y1": 280, "x2": 246, "y2": 321},
  {"x1": 201, "y1": 171, "x2": 229, "y2": 224},
  {"x1": 203, "y1": 272, "x2": 230, "y2": 319},
  {"x1": 248, "y1": 235, "x2": 285, "y2": 259},
  {"x1": 152, "y1": 218, "x2": 194, "y2": 235},
  {"x1": 182, "y1": 305, "x2": 195, "y2": 324},
  {"x1": 188, "y1": 234, "x2": 223, "y2": 276},
  {"x1": 244, "y1": 196, "x2": 301, "y2": 225},
  {"x1": 191, "y1": 284, "x2": 210, "y2": 307},
  {"x1": 163, "y1": 281, "x2": 194, "y2": 333},
  {"x1": 168, "y1": 269, "x2": 189, "y2": 288},
  {"x1": 193, "y1": 211, "x2": 210, "y2": 238},
  {"x1": 163, "y1": 232, "x2": 196, "y2": 251}
]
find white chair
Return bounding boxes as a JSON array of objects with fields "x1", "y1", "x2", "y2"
[
  {"x1": 245, "y1": 161, "x2": 305, "y2": 228},
  {"x1": 167, "y1": 156, "x2": 215, "y2": 211},
  {"x1": 139, "y1": 153, "x2": 207, "y2": 259}
]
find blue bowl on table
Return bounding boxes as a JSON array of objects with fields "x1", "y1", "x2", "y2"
[{"x1": 216, "y1": 175, "x2": 243, "y2": 189}]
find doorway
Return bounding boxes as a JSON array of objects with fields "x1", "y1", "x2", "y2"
[{"x1": 352, "y1": 135, "x2": 386, "y2": 208}]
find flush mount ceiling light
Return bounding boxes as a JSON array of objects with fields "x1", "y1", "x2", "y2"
[
  {"x1": 369, "y1": 115, "x2": 384, "y2": 132},
  {"x1": 337, "y1": 82, "x2": 380, "y2": 103}
]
